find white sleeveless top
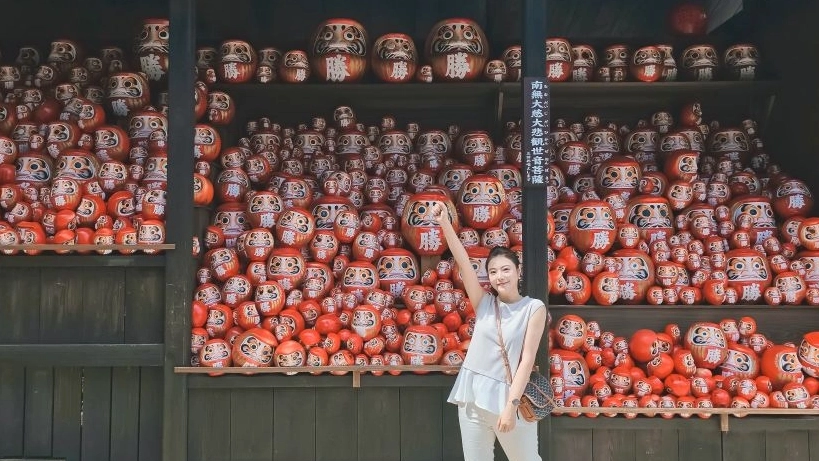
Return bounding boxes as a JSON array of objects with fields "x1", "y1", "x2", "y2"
[{"x1": 447, "y1": 293, "x2": 545, "y2": 415}]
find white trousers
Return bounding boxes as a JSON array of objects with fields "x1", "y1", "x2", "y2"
[{"x1": 457, "y1": 402, "x2": 542, "y2": 461}]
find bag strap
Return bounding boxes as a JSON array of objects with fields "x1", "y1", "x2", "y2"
[{"x1": 494, "y1": 296, "x2": 514, "y2": 386}]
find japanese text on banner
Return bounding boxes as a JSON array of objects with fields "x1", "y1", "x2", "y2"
[{"x1": 523, "y1": 78, "x2": 549, "y2": 186}]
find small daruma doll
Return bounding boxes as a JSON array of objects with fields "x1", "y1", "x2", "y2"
[
  {"x1": 266, "y1": 247, "x2": 306, "y2": 291},
  {"x1": 402, "y1": 325, "x2": 443, "y2": 366},
  {"x1": 376, "y1": 248, "x2": 420, "y2": 298},
  {"x1": 218, "y1": 40, "x2": 257, "y2": 83},
  {"x1": 106, "y1": 72, "x2": 151, "y2": 117},
  {"x1": 626, "y1": 196, "x2": 674, "y2": 244},
  {"x1": 341, "y1": 261, "x2": 380, "y2": 301},
  {"x1": 310, "y1": 18, "x2": 368, "y2": 83},
  {"x1": 401, "y1": 192, "x2": 460, "y2": 256},
  {"x1": 611, "y1": 249, "x2": 655, "y2": 304},
  {"x1": 773, "y1": 179, "x2": 813, "y2": 219},
  {"x1": 371, "y1": 33, "x2": 417, "y2": 83},
  {"x1": 725, "y1": 249, "x2": 772, "y2": 303},
  {"x1": 424, "y1": 18, "x2": 488, "y2": 82},
  {"x1": 555, "y1": 314, "x2": 587, "y2": 351},
  {"x1": 232, "y1": 328, "x2": 277, "y2": 368}
]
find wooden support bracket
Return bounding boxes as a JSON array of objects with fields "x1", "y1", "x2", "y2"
[{"x1": 720, "y1": 413, "x2": 730, "y2": 432}]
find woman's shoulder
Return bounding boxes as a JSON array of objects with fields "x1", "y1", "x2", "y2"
[
  {"x1": 475, "y1": 292, "x2": 495, "y2": 310},
  {"x1": 523, "y1": 296, "x2": 546, "y2": 313}
]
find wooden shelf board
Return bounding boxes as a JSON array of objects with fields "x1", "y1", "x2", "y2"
[
  {"x1": 212, "y1": 80, "x2": 778, "y2": 102},
  {"x1": 183, "y1": 367, "x2": 455, "y2": 389},
  {"x1": 551, "y1": 413, "x2": 819, "y2": 430},
  {"x1": 548, "y1": 304, "x2": 819, "y2": 310}
]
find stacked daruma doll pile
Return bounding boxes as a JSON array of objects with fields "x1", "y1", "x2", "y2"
[
  {"x1": 547, "y1": 102, "x2": 818, "y2": 306},
  {"x1": 0, "y1": 19, "x2": 172, "y2": 255},
  {"x1": 548, "y1": 314, "x2": 819, "y2": 417},
  {"x1": 191, "y1": 104, "x2": 528, "y2": 374}
]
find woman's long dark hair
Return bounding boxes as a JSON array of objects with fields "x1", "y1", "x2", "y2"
[{"x1": 485, "y1": 246, "x2": 521, "y2": 271}]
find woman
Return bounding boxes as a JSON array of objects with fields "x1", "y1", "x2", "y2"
[{"x1": 431, "y1": 203, "x2": 547, "y2": 461}]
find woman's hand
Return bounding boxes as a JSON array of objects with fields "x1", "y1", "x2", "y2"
[
  {"x1": 430, "y1": 202, "x2": 449, "y2": 226},
  {"x1": 497, "y1": 403, "x2": 517, "y2": 433}
]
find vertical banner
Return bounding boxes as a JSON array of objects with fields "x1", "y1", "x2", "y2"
[
  {"x1": 522, "y1": 77, "x2": 549, "y2": 187},
  {"x1": 520, "y1": 75, "x2": 549, "y2": 304}
]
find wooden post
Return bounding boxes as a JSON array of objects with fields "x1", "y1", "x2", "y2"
[
  {"x1": 163, "y1": 0, "x2": 196, "y2": 460},
  {"x1": 522, "y1": 0, "x2": 549, "y2": 458}
]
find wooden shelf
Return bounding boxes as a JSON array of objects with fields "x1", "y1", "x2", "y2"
[
  {"x1": 548, "y1": 304, "x2": 818, "y2": 310},
  {"x1": 186, "y1": 371, "x2": 456, "y2": 389},
  {"x1": 552, "y1": 413, "x2": 819, "y2": 431},
  {"x1": 507, "y1": 80, "x2": 779, "y2": 123},
  {"x1": 506, "y1": 80, "x2": 779, "y2": 99},
  {"x1": 213, "y1": 80, "x2": 778, "y2": 103},
  {"x1": 0, "y1": 254, "x2": 167, "y2": 267},
  {"x1": 0, "y1": 344, "x2": 164, "y2": 367},
  {"x1": 547, "y1": 304, "x2": 819, "y2": 343},
  {"x1": 211, "y1": 80, "x2": 779, "y2": 129}
]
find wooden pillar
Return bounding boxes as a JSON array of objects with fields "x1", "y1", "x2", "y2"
[
  {"x1": 164, "y1": 0, "x2": 196, "y2": 459},
  {"x1": 521, "y1": 0, "x2": 551, "y2": 459}
]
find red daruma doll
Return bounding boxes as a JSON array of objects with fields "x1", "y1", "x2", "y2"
[{"x1": 401, "y1": 192, "x2": 460, "y2": 256}]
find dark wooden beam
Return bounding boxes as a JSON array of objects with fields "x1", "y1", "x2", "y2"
[
  {"x1": 0, "y1": 344, "x2": 163, "y2": 367},
  {"x1": 164, "y1": 0, "x2": 196, "y2": 459},
  {"x1": 0, "y1": 255, "x2": 166, "y2": 268},
  {"x1": 522, "y1": 0, "x2": 551, "y2": 458}
]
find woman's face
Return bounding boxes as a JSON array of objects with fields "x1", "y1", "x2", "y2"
[{"x1": 487, "y1": 255, "x2": 521, "y2": 296}]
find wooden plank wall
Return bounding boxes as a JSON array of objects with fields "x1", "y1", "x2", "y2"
[
  {"x1": 188, "y1": 387, "x2": 477, "y2": 461},
  {"x1": 0, "y1": 366, "x2": 162, "y2": 461},
  {"x1": 187, "y1": 385, "x2": 819, "y2": 461},
  {"x1": 0, "y1": 267, "x2": 165, "y2": 344}
]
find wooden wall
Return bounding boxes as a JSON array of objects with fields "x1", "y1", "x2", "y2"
[
  {"x1": 0, "y1": 366, "x2": 163, "y2": 461},
  {"x1": 0, "y1": 266, "x2": 165, "y2": 345}
]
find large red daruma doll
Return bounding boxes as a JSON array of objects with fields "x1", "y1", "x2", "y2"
[
  {"x1": 552, "y1": 349, "x2": 590, "y2": 399},
  {"x1": 310, "y1": 18, "x2": 368, "y2": 83},
  {"x1": 457, "y1": 174, "x2": 508, "y2": 229},
  {"x1": 424, "y1": 18, "x2": 489, "y2": 82},
  {"x1": 400, "y1": 192, "x2": 460, "y2": 256},
  {"x1": 762, "y1": 344, "x2": 804, "y2": 390},
  {"x1": 798, "y1": 332, "x2": 819, "y2": 378},
  {"x1": 684, "y1": 322, "x2": 728, "y2": 369},
  {"x1": 567, "y1": 200, "x2": 616, "y2": 253}
]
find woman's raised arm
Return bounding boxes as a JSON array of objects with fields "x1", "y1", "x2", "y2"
[{"x1": 430, "y1": 202, "x2": 486, "y2": 307}]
